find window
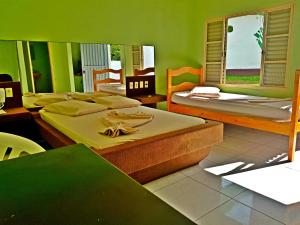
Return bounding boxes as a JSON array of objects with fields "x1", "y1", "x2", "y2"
[
  {"x1": 204, "y1": 4, "x2": 293, "y2": 86},
  {"x1": 226, "y1": 15, "x2": 264, "y2": 84}
]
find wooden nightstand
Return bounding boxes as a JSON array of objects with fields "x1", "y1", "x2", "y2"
[
  {"x1": 0, "y1": 107, "x2": 36, "y2": 139},
  {"x1": 131, "y1": 94, "x2": 166, "y2": 108},
  {"x1": 0, "y1": 107, "x2": 31, "y2": 123}
]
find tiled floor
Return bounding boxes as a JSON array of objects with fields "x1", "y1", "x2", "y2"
[{"x1": 144, "y1": 124, "x2": 300, "y2": 225}]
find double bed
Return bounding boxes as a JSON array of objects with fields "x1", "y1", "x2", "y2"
[
  {"x1": 29, "y1": 97, "x2": 223, "y2": 183},
  {"x1": 167, "y1": 67, "x2": 300, "y2": 161}
]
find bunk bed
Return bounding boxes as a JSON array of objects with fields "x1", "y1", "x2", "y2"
[{"x1": 167, "y1": 67, "x2": 300, "y2": 161}]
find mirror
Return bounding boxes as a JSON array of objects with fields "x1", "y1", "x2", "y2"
[
  {"x1": 0, "y1": 41, "x2": 19, "y2": 80},
  {"x1": 0, "y1": 40, "x2": 155, "y2": 94},
  {"x1": 29, "y1": 42, "x2": 53, "y2": 92},
  {"x1": 71, "y1": 43, "x2": 155, "y2": 92}
]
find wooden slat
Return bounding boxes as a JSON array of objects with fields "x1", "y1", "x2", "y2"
[
  {"x1": 134, "y1": 67, "x2": 155, "y2": 76},
  {"x1": 167, "y1": 67, "x2": 203, "y2": 78},
  {"x1": 169, "y1": 103, "x2": 291, "y2": 135},
  {"x1": 93, "y1": 68, "x2": 123, "y2": 92},
  {"x1": 167, "y1": 67, "x2": 204, "y2": 110}
]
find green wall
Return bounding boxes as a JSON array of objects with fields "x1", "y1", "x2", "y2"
[
  {"x1": 48, "y1": 42, "x2": 75, "y2": 93},
  {"x1": 0, "y1": 0, "x2": 299, "y2": 97},
  {"x1": 0, "y1": 41, "x2": 19, "y2": 81}
]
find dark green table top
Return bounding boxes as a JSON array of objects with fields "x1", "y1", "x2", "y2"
[{"x1": 0, "y1": 144, "x2": 196, "y2": 225}]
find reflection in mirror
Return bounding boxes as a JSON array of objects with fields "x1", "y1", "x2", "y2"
[
  {"x1": 71, "y1": 43, "x2": 154, "y2": 93},
  {"x1": 0, "y1": 40, "x2": 53, "y2": 94},
  {"x1": 29, "y1": 42, "x2": 53, "y2": 93},
  {"x1": 0, "y1": 40, "x2": 154, "y2": 96},
  {"x1": 21, "y1": 41, "x2": 75, "y2": 94}
]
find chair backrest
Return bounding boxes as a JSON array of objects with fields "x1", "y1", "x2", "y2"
[
  {"x1": 0, "y1": 132, "x2": 46, "y2": 161},
  {"x1": 93, "y1": 69, "x2": 123, "y2": 92},
  {"x1": 133, "y1": 67, "x2": 155, "y2": 76},
  {"x1": 0, "y1": 74, "x2": 13, "y2": 82}
]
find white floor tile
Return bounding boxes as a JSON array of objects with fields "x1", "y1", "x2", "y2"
[
  {"x1": 143, "y1": 172, "x2": 186, "y2": 192},
  {"x1": 145, "y1": 124, "x2": 300, "y2": 225},
  {"x1": 154, "y1": 177, "x2": 230, "y2": 220},
  {"x1": 217, "y1": 137, "x2": 260, "y2": 154},
  {"x1": 225, "y1": 160, "x2": 300, "y2": 205},
  {"x1": 196, "y1": 199, "x2": 284, "y2": 225},
  {"x1": 234, "y1": 190, "x2": 300, "y2": 225},
  {"x1": 235, "y1": 131, "x2": 276, "y2": 145},
  {"x1": 179, "y1": 160, "x2": 217, "y2": 177},
  {"x1": 206, "y1": 147, "x2": 235, "y2": 163},
  {"x1": 191, "y1": 170, "x2": 245, "y2": 198}
]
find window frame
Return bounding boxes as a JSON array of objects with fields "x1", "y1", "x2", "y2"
[{"x1": 203, "y1": 4, "x2": 294, "y2": 88}]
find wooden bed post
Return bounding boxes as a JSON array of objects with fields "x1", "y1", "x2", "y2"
[
  {"x1": 167, "y1": 69, "x2": 172, "y2": 111},
  {"x1": 288, "y1": 70, "x2": 300, "y2": 161},
  {"x1": 199, "y1": 68, "x2": 205, "y2": 86}
]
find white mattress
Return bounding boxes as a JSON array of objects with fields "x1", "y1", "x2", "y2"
[
  {"x1": 97, "y1": 83, "x2": 126, "y2": 96},
  {"x1": 39, "y1": 106, "x2": 206, "y2": 150},
  {"x1": 172, "y1": 91, "x2": 292, "y2": 121}
]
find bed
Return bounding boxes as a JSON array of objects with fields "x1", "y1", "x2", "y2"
[
  {"x1": 167, "y1": 67, "x2": 300, "y2": 161},
  {"x1": 32, "y1": 103, "x2": 223, "y2": 184},
  {"x1": 93, "y1": 69, "x2": 156, "y2": 97}
]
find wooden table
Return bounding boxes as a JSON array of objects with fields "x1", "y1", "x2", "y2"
[{"x1": 0, "y1": 144, "x2": 196, "y2": 225}]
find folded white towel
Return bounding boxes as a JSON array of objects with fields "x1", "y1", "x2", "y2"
[
  {"x1": 101, "y1": 123, "x2": 138, "y2": 138},
  {"x1": 100, "y1": 111, "x2": 154, "y2": 137},
  {"x1": 190, "y1": 86, "x2": 220, "y2": 95}
]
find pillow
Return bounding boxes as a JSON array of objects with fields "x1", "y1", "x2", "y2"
[
  {"x1": 69, "y1": 92, "x2": 111, "y2": 101},
  {"x1": 43, "y1": 100, "x2": 107, "y2": 116},
  {"x1": 190, "y1": 86, "x2": 220, "y2": 94},
  {"x1": 34, "y1": 97, "x2": 67, "y2": 107},
  {"x1": 92, "y1": 96, "x2": 141, "y2": 109}
]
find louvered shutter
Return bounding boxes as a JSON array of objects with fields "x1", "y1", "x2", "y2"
[
  {"x1": 132, "y1": 45, "x2": 143, "y2": 70},
  {"x1": 205, "y1": 19, "x2": 225, "y2": 83},
  {"x1": 261, "y1": 6, "x2": 292, "y2": 86}
]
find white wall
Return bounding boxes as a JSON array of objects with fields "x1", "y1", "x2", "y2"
[
  {"x1": 143, "y1": 46, "x2": 155, "y2": 69},
  {"x1": 226, "y1": 15, "x2": 264, "y2": 69}
]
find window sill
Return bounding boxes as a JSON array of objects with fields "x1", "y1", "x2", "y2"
[
  {"x1": 214, "y1": 83, "x2": 291, "y2": 98},
  {"x1": 217, "y1": 83, "x2": 287, "y2": 90}
]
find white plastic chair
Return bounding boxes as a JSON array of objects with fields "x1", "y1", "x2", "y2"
[{"x1": 0, "y1": 132, "x2": 46, "y2": 161}]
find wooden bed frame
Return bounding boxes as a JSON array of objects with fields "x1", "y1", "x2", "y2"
[
  {"x1": 32, "y1": 112, "x2": 223, "y2": 184},
  {"x1": 167, "y1": 67, "x2": 300, "y2": 161},
  {"x1": 93, "y1": 68, "x2": 124, "y2": 92}
]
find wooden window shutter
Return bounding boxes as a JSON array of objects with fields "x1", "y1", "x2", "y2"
[
  {"x1": 261, "y1": 6, "x2": 292, "y2": 86},
  {"x1": 132, "y1": 45, "x2": 143, "y2": 70},
  {"x1": 204, "y1": 19, "x2": 225, "y2": 83}
]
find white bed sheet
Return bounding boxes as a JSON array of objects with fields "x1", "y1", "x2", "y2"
[
  {"x1": 97, "y1": 83, "x2": 126, "y2": 96},
  {"x1": 39, "y1": 106, "x2": 206, "y2": 149},
  {"x1": 172, "y1": 91, "x2": 292, "y2": 121}
]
